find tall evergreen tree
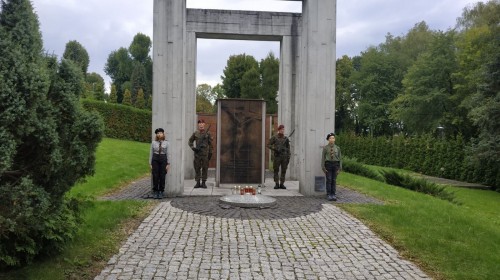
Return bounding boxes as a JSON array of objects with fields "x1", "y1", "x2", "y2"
[
  {"x1": 109, "y1": 83, "x2": 118, "y2": 103},
  {"x1": 0, "y1": 0, "x2": 103, "y2": 267},
  {"x1": 122, "y1": 88, "x2": 132, "y2": 106},
  {"x1": 135, "y1": 88, "x2": 145, "y2": 109},
  {"x1": 63, "y1": 40, "x2": 90, "y2": 75}
]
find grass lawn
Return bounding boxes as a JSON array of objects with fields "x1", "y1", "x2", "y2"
[
  {"x1": 337, "y1": 172, "x2": 500, "y2": 280},
  {"x1": 70, "y1": 138, "x2": 151, "y2": 198}
]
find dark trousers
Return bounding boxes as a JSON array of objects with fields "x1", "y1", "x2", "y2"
[
  {"x1": 194, "y1": 155, "x2": 209, "y2": 181},
  {"x1": 325, "y1": 161, "x2": 340, "y2": 196},
  {"x1": 273, "y1": 156, "x2": 290, "y2": 184},
  {"x1": 152, "y1": 154, "x2": 168, "y2": 191}
]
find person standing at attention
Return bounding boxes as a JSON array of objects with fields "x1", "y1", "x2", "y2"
[
  {"x1": 268, "y1": 124, "x2": 291, "y2": 189},
  {"x1": 188, "y1": 119, "x2": 213, "y2": 189},
  {"x1": 149, "y1": 128, "x2": 170, "y2": 199},
  {"x1": 321, "y1": 132, "x2": 342, "y2": 201}
]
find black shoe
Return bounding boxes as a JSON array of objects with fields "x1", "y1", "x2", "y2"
[
  {"x1": 201, "y1": 181, "x2": 207, "y2": 188},
  {"x1": 274, "y1": 183, "x2": 280, "y2": 189},
  {"x1": 328, "y1": 195, "x2": 337, "y2": 201},
  {"x1": 279, "y1": 184, "x2": 287, "y2": 189},
  {"x1": 194, "y1": 181, "x2": 201, "y2": 188},
  {"x1": 153, "y1": 191, "x2": 159, "y2": 199},
  {"x1": 158, "y1": 191, "x2": 164, "y2": 199}
]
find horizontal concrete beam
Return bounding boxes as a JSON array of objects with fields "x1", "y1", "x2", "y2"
[{"x1": 187, "y1": 9, "x2": 301, "y2": 37}]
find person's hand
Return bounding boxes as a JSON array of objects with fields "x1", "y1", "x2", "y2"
[
  {"x1": 323, "y1": 168, "x2": 327, "y2": 174},
  {"x1": 166, "y1": 164, "x2": 170, "y2": 173},
  {"x1": 191, "y1": 147, "x2": 199, "y2": 153},
  {"x1": 150, "y1": 164, "x2": 152, "y2": 170}
]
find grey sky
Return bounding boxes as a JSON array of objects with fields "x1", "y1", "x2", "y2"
[{"x1": 30, "y1": 0, "x2": 479, "y2": 90}]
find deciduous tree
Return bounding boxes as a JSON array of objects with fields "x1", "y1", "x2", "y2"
[{"x1": 63, "y1": 40, "x2": 90, "y2": 75}]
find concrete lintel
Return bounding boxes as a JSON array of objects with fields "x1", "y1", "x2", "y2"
[{"x1": 187, "y1": 9, "x2": 301, "y2": 37}]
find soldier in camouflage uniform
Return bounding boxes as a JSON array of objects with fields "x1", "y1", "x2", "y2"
[
  {"x1": 188, "y1": 119, "x2": 213, "y2": 188},
  {"x1": 268, "y1": 124, "x2": 290, "y2": 189}
]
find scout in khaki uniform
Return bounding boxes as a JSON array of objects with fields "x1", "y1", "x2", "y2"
[{"x1": 321, "y1": 132, "x2": 342, "y2": 201}]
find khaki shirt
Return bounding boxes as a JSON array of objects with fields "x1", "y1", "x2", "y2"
[{"x1": 321, "y1": 143, "x2": 342, "y2": 171}]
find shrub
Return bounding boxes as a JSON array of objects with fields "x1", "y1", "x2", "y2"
[
  {"x1": 381, "y1": 170, "x2": 457, "y2": 203},
  {"x1": 342, "y1": 157, "x2": 385, "y2": 182}
]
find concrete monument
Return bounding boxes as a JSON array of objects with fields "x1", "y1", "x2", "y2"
[{"x1": 152, "y1": 0, "x2": 336, "y2": 196}]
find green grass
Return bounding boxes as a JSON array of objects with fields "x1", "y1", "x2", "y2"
[
  {"x1": 337, "y1": 172, "x2": 500, "y2": 280},
  {"x1": 69, "y1": 138, "x2": 151, "y2": 198},
  {"x1": 1, "y1": 138, "x2": 154, "y2": 280},
  {"x1": 3, "y1": 200, "x2": 154, "y2": 280}
]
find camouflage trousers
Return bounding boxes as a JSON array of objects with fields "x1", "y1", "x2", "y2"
[
  {"x1": 273, "y1": 156, "x2": 290, "y2": 184},
  {"x1": 194, "y1": 155, "x2": 209, "y2": 181}
]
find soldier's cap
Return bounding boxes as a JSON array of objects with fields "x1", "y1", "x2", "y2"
[
  {"x1": 155, "y1": 128, "x2": 164, "y2": 134},
  {"x1": 198, "y1": 119, "x2": 205, "y2": 124},
  {"x1": 326, "y1": 132, "x2": 335, "y2": 140},
  {"x1": 278, "y1": 124, "x2": 285, "y2": 130}
]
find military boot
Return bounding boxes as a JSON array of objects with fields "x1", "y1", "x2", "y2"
[
  {"x1": 274, "y1": 182, "x2": 280, "y2": 189},
  {"x1": 279, "y1": 183, "x2": 287, "y2": 189},
  {"x1": 194, "y1": 180, "x2": 201, "y2": 188},
  {"x1": 201, "y1": 180, "x2": 208, "y2": 189}
]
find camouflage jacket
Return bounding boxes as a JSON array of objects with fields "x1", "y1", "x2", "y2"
[
  {"x1": 268, "y1": 134, "x2": 290, "y2": 158},
  {"x1": 188, "y1": 130, "x2": 213, "y2": 156}
]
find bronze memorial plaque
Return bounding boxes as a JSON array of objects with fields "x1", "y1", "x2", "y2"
[{"x1": 218, "y1": 99, "x2": 264, "y2": 184}]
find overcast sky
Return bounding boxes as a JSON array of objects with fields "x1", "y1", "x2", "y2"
[{"x1": 30, "y1": 0, "x2": 479, "y2": 90}]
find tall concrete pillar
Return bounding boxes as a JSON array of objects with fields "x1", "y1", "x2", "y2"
[
  {"x1": 297, "y1": 0, "x2": 337, "y2": 195},
  {"x1": 184, "y1": 31, "x2": 197, "y2": 179},
  {"x1": 279, "y1": 35, "x2": 300, "y2": 180},
  {"x1": 152, "y1": 0, "x2": 186, "y2": 197}
]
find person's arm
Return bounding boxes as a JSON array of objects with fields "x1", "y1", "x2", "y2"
[
  {"x1": 149, "y1": 142, "x2": 154, "y2": 168},
  {"x1": 337, "y1": 146, "x2": 342, "y2": 172},
  {"x1": 321, "y1": 146, "x2": 327, "y2": 173},
  {"x1": 268, "y1": 136, "x2": 275, "y2": 150},
  {"x1": 166, "y1": 141, "x2": 171, "y2": 171},
  {"x1": 188, "y1": 133, "x2": 198, "y2": 152},
  {"x1": 208, "y1": 132, "x2": 214, "y2": 153}
]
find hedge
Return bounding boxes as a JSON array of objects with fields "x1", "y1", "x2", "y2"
[
  {"x1": 81, "y1": 100, "x2": 151, "y2": 143},
  {"x1": 337, "y1": 133, "x2": 498, "y2": 190}
]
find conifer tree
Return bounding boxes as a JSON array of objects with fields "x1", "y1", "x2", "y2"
[
  {"x1": 0, "y1": 0, "x2": 103, "y2": 267},
  {"x1": 122, "y1": 88, "x2": 132, "y2": 106},
  {"x1": 135, "y1": 88, "x2": 145, "y2": 109},
  {"x1": 109, "y1": 84, "x2": 118, "y2": 103}
]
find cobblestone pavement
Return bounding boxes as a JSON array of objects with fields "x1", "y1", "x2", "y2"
[
  {"x1": 95, "y1": 201, "x2": 429, "y2": 280},
  {"x1": 96, "y1": 183, "x2": 430, "y2": 279}
]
